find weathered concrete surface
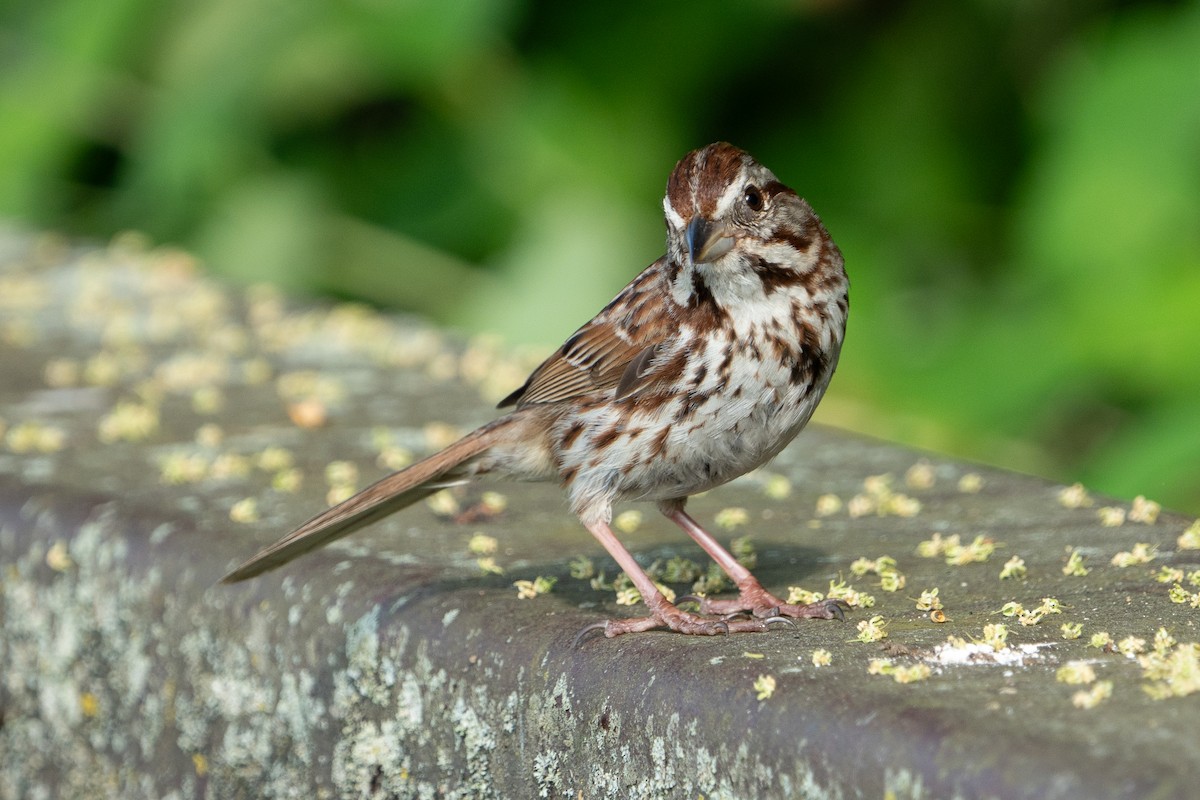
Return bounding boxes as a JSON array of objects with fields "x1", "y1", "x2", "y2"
[{"x1": 2, "y1": 227, "x2": 1199, "y2": 800}]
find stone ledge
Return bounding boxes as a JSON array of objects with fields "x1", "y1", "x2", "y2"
[{"x1": 2, "y1": 228, "x2": 1199, "y2": 799}]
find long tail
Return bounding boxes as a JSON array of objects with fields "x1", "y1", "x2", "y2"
[{"x1": 221, "y1": 417, "x2": 518, "y2": 583}]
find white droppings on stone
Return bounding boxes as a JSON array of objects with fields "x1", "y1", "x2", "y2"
[{"x1": 931, "y1": 640, "x2": 1055, "y2": 667}]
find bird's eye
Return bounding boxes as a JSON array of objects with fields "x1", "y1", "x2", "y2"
[{"x1": 743, "y1": 185, "x2": 764, "y2": 212}]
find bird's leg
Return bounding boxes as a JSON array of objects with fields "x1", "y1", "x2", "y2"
[
  {"x1": 661, "y1": 501, "x2": 845, "y2": 621},
  {"x1": 578, "y1": 518, "x2": 792, "y2": 639}
]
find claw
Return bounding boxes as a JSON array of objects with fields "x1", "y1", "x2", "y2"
[
  {"x1": 826, "y1": 600, "x2": 847, "y2": 622},
  {"x1": 809, "y1": 598, "x2": 849, "y2": 621},
  {"x1": 675, "y1": 594, "x2": 704, "y2": 609},
  {"x1": 573, "y1": 620, "x2": 610, "y2": 648},
  {"x1": 757, "y1": 605, "x2": 782, "y2": 619},
  {"x1": 762, "y1": 614, "x2": 796, "y2": 629}
]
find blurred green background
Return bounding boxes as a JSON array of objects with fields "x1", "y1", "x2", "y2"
[{"x1": 2, "y1": 0, "x2": 1199, "y2": 512}]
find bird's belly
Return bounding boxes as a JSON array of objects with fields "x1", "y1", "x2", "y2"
[
  {"x1": 557, "y1": 370, "x2": 828, "y2": 517},
  {"x1": 636, "y1": 385, "x2": 819, "y2": 498}
]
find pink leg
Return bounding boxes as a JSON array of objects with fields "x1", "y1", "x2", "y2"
[
  {"x1": 578, "y1": 518, "x2": 790, "y2": 639},
  {"x1": 660, "y1": 501, "x2": 845, "y2": 621}
]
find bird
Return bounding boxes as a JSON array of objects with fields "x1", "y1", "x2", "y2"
[{"x1": 223, "y1": 142, "x2": 850, "y2": 638}]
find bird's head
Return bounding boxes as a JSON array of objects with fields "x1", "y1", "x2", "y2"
[
  {"x1": 663, "y1": 143, "x2": 790, "y2": 266},
  {"x1": 660, "y1": 142, "x2": 839, "y2": 309}
]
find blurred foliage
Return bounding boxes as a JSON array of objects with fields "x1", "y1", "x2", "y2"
[{"x1": 2, "y1": 0, "x2": 1198, "y2": 512}]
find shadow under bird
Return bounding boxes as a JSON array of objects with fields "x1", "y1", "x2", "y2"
[{"x1": 224, "y1": 142, "x2": 850, "y2": 638}]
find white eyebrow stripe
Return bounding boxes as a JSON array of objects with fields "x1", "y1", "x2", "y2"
[
  {"x1": 712, "y1": 170, "x2": 746, "y2": 219},
  {"x1": 663, "y1": 196, "x2": 685, "y2": 229}
]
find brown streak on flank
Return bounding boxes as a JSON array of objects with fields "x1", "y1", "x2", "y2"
[
  {"x1": 560, "y1": 421, "x2": 586, "y2": 450},
  {"x1": 628, "y1": 390, "x2": 676, "y2": 415},
  {"x1": 592, "y1": 425, "x2": 621, "y2": 450},
  {"x1": 796, "y1": 321, "x2": 830, "y2": 382},
  {"x1": 676, "y1": 390, "x2": 710, "y2": 421},
  {"x1": 649, "y1": 427, "x2": 671, "y2": 459},
  {"x1": 788, "y1": 358, "x2": 811, "y2": 388},
  {"x1": 764, "y1": 331, "x2": 789, "y2": 362},
  {"x1": 717, "y1": 343, "x2": 734, "y2": 384},
  {"x1": 560, "y1": 465, "x2": 578, "y2": 487},
  {"x1": 800, "y1": 321, "x2": 822, "y2": 353}
]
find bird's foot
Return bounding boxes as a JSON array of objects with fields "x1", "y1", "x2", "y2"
[
  {"x1": 574, "y1": 602, "x2": 793, "y2": 644},
  {"x1": 678, "y1": 586, "x2": 847, "y2": 622}
]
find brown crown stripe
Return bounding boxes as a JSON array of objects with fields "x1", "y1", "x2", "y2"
[{"x1": 667, "y1": 142, "x2": 752, "y2": 220}]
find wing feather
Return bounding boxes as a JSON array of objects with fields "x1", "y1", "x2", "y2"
[{"x1": 499, "y1": 263, "x2": 673, "y2": 408}]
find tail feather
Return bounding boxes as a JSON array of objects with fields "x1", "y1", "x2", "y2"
[{"x1": 221, "y1": 419, "x2": 511, "y2": 583}]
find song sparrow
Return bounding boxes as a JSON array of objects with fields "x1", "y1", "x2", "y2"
[{"x1": 224, "y1": 142, "x2": 849, "y2": 638}]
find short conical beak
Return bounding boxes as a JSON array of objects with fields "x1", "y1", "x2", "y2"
[{"x1": 686, "y1": 216, "x2": 734, "y2": 264}]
